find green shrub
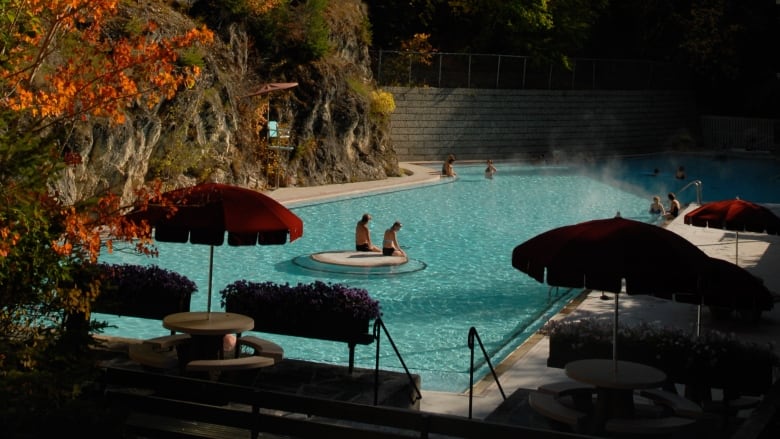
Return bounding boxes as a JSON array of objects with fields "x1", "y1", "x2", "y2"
[
  {"x1": 299, "y1": 0, "x2": 330, "y2": 60},
  {"x1": 178, "y1": 46, "x2": 207, "y2": 68}
]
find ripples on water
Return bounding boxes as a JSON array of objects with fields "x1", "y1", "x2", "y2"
[{"x1": 99, "y1": 154, "x2": 780, "y2": 391}]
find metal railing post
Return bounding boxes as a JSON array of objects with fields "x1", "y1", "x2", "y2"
[
  {"x1": 548, "y1": 63, "x2": 553, "y2": 89},
  {"x1": 373, "y1": 318, "x2": 422, "y2": 406},
  {"x1": 407, "y1": 54, "x2": 412, "y2": 86},
  {"x1": 438, "y1": 53, "x2": 442, "y2": 87},
  {"x1": 522, "y1": 57, "x2": 527, "y2": 89},
  {"x1": 571, "y1": 59, "x2": 576, "y2": 90},
  {"x1": 467, "y1": 54, "x2": 472, "y2": 88},
  {"x1": 496, "y1": 55, "x2": 502, "y2": 88},
  {"x1": 467, "y1": 327, "x2": 506, "y2": 419}
]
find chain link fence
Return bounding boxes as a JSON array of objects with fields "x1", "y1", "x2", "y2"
[{"x1": 371, "y1": 51, "x2": 691, "y2": 90}]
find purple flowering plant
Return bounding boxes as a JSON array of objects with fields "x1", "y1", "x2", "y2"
[
  {"x1": 542, "y1": 318, "x2": 778, "y2": 375},
  {"x1": 219, "y1": 280, "x2": 381, "y2": 321},
  {"x1": 93, "y1": 263, "x2": 196, "y2": 318}
]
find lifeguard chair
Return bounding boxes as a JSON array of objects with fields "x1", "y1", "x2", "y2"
[
  {"x1": 266, "y1": 119, "x2": 293, "y2": 188},
  {"x1": 267, "y1": 120, "x2": 291, "y2": 148}
]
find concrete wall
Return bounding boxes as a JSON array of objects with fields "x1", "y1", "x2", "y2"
[{"x1": 387, "y1": 87, "x2": 698, "y2": 162}]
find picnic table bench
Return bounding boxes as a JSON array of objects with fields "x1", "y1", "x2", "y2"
[
  {"x1": 604, "y1": 415, "x2": 697, "y2": 436},
  {"x1": 186, "y1": 355, "x2": 274, "y2": 373},
  {"x1": 236, "y1": 336, "x2": 285, "y2": 363},
  {"x1": 640, "y1": 388, "x2": 705, "y2": 418},
  {"x1": 528, "y1": 391, "x2": 589, "y2": 433}
]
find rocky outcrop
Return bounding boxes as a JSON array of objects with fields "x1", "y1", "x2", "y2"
[
  {"x1": 287, "y1": 1, "x2": 398, "y2": 187},
  {"x1": 52, "y1": 0, "x2": 398, "y2": 206}
]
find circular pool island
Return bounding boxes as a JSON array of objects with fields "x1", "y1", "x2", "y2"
[
  {"x1": 293, "y1": 250, "x2": 426, "y2": 275},
  {"x1": 311, "y1": 250, "x2": 407, "y2": 267}
]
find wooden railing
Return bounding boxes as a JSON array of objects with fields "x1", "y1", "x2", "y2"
[
  {"x1": 101, "y1": 366, "x2": 592, "y2": 439},
  {"x1": 102, "y1": 366, "x2": 780, "y2": 438}
]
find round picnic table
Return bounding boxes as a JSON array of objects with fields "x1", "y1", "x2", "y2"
[
  {"x1": 565, "y1": 359, "x2": 667, "y2": 432},
  {"x1": 162, "y1": 312, "x2": 254, "y2": 364},
  {"x1": 163, "y1": 311, "x2": 254, "y2": 336}
]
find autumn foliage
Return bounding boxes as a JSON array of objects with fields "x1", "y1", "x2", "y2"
[
  {"x1": 2, "y1": 0, "x2": 213, "y2": 125},
  {"x1": 0, "y1": 1, "x2": 215, "y2": 428},
  {"x1": 1, "y1": 0, "x2": 213, "y2": 289}
]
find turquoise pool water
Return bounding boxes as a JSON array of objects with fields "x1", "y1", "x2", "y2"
[
  {"x1": 99, "y1": 153, "x2": 780, "y2": 392},
  {"x1": 593, "y1": 153, "x2": 780, "y2": 204}
]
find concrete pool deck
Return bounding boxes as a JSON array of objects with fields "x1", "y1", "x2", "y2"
[{"x1": 267, "y1": 162, "x2": 780, "y2": 421}]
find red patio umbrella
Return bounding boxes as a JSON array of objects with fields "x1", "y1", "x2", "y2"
[
  {"x1": 512, "y1": 216, "x2": 713, "y2": 371},
  {"x1": 683, "y1": 198, "x2": 780, "y2": 266},
  {"x1": 125, "y1": 183, "x2": 303, "y2": 316}
]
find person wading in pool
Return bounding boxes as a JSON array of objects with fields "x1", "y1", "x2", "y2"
[
  {"x1": 382, "y1": 221, "x2": 406, "y2": 257},
  {"x1": 485, "y1": 159, "x2": 497, "y2": 179},
  {"x1": 355, "y1": 213, "x2": 381, "y2": 252},
  {"x1": 649, "y1": 196, "x2": 665, "y2": 215},
  {"x1": 665, "y1": 192, "x2": 681, "y2": 219}
]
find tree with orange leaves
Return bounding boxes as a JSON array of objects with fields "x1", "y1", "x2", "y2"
[{"x1": 0, "y1": 1, "x2": 213, "y2": 431}]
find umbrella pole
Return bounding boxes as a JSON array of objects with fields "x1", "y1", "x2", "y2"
[
  {"x1": 735, "y1": 231, "x2": 739, "y2": 266},
  {"x1": 207, "y1": 245, "x2": 214, "y2": 318},
  {"x1": 696, "y1": 304, "x2": 701, "y2": 336},
  {"x1": 613, "y1": 291, "x2": 619, "y2": 374}
]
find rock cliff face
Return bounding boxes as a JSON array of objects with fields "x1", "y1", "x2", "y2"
[{"x1": 52, "y1": 0, "x2": 398, "y2": 206}]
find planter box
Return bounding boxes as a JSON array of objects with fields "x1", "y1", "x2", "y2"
[
  {"x1": 548, "y1": 337, "x2": 774, "y2": 395},
  {"x1": 220, "y1": 280, "x2": 381, "y2": 373},
  {"x1": 93, "y1": 289, "x2": 191, "y2": 320},
  {"x1": 223, "y1": 294, "x2": 375, "y2": 345},
  {"x1": 92, "y1": 264, "x2": 195, "y2": 320},
  {"x1": 250, "y1": 312, "x2": 374, "y2": 345},
  {"x1": 225, "y1": 298, "x2": 376, "y2": 373},
  {"x1": 547, "y1": 338, "x2": 611, "y2": 369}
]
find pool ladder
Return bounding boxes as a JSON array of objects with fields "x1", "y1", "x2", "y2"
[
  {"x1": 677, "y1": 179, "x2": 703, "y2": 205},
  {"x1": 371, "y1": 318, "x2": 423, "y2": 406},
  {"x1": 466, "y1": 287, "x2": 574, "y2": 418},
  {"x1": 370, "y1": 319, "x2": 509, "y2": 416},
  {"x1": 467, "y1": 327, "x2": 507, "y2": 419}
]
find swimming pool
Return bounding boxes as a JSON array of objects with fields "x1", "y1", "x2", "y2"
[
  {"x1": 593, "y1": 152, "x2": 780, "y2": 204},
  {"x1": 99, "y1": 152, "x2": 780, "y2": 392}
]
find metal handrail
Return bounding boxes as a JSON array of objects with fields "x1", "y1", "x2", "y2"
[
  {"x1": 372, "y1": 317, "x2": 422, "y2": 406},
  {"x1": 677, "y1": 179, "x2": 703, "y2": 205},
  {"x1": 467, "y1": 327, "x2": 506, "y2": 419}
]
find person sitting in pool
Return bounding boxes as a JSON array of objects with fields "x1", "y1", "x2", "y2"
[
  {"x1": 485, "y1": 159, "x2": 497, "y2": 179},
  {"x1": 666, "y1": 192, "x2": 681, "y2": 219},
  {"x1": 442, "y1": 155, "x2": 456, "y2": 177},
  {"x1": 355, "y1": 213, "x2": 381, "y2": 252},
  {"x1": 649, "y1": 196, "x2": 665, "y2": 215},
  {"x1": 675, "y1": 165, "x2": 686, "y2": 179},
  {"x1": 382, "y1": 221, "x2": 406, "y2": 257}
]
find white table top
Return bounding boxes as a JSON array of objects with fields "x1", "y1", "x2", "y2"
[
  {"x1": 565, "y1": 359, "x2": 667, "y2": 390},
  {"x1": 163, "y1": 311, "x2": 254, "y2": 336}
]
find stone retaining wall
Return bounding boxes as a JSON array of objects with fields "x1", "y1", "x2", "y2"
[{"x1": 387, "y1": 87, "x2": 698, "y2": 162}]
